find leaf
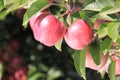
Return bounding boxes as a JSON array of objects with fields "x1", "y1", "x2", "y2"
[
  {"x1": 0, "y1": 63, "x2": 4, "y2": 80},
  {"x1": 98, "y1": 23, "x2": 108, "y2": 38},
  {"x1": 95, "y1": 14, "x2": 116, "y2": 21},
  {"x1": 28, "y1": 73, "x2": 45, "y2": 80},
  {"x1": 117, "y1": 35, "x2": 120, "y2": 46},
  {"x1": 107, "y1": 22, "x2": 120, "y2": 42},
  {"x1": 72, "y1": 48, "x2": 87, "y2": 80},
  {"x1": 6, "y1": 0, "x2": 33, "y2": 12},
  {"x1": 83, "y1": 0, "x2": 115, "y2": 11},
  {"x1": 0, "y1": 10, "x2": 9, "y2": 20},
  {"x1": 23, "y1": 0, "x2": 49, "y2": 27},
  {"x1": 0, "y1": 0, "x2": 4, "y2": 11},
  {"x1": 47, "y1": 68, "x2": 62, "y2": 80},
  {"x1": 55, "y1": 39, "x2": 63, "y2": 51},
  {"x1": 90, "y1": 39, "x2": 101, "y2": 65},
  {"x1": 100, "y1": 37, "x2": 112, "y2": 55},
  {"x1": 100, "y1": 4, "x2": 120, "y2": 15},
  {"x1": 3, "y1": 0, "x2": 19, "y2": 6},
  {"x1": 28, "y1": 65, "x2": 45, "y2": 80},
  {"x1": 79, "y1": 10, "x2": 93, "y2": 27},
  {"x1": 116, "y1": 0, "x2": 120, "y2": 5},
  {"x1": 108, "y1": 61, "x2": 116, "y2": 80}
]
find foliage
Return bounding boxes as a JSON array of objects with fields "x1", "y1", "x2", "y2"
[{"x1": 1, "y1": 0, "x2": 120, "y2": 80}]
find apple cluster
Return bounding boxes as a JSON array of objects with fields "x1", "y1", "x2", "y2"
[
  {"x1": 29, "y1": 11, "x2": 94, "y2": 50},
  {"x1": 29, "y1": 11, "x2": 120, "y2": 76}
]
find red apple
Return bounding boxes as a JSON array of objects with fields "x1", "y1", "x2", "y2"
[
  {"x1": 29, "y1": 12, "x2": 66, "y2": 46},
  {"x1": 86, "y1": 49, "x2": 108, "y2": 70},
  {"x1": 14, "y1": 66, "x2": 29, "y2": 80},
  {"x1": 65, "y1": 19, "x2": 93, "y2": 50}
]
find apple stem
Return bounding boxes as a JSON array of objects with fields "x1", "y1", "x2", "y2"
[{"x1": 58, "y1": 10, "x2": 70, "y2": 19}]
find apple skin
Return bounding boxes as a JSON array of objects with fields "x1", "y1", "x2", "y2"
[
  {"x1": 86, "y1": 49, "x2": 108, "y2": 70},
  {"x1": 29, "y1": 12, "x2": 66, "y2": 46},
  {"x1": 64, "y1": 19, "x2": 93, "y2": 50},
  {"x1": 14, "y1": 66, "x2": 29, "y2": 80}
]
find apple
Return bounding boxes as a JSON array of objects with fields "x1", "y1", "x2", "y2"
[
  {"x1": 86, "y1": 49, "x2": 108, "y2": 70},
  {"x1": 29, "y1": 12, "x2": 66, "y2": 46},
  {"x1": 64, "y1": 19, "x2": 93, "y2": 50},
  {"x1": 8, "y1": 75, "x2": 15, "y2": 80},
  {"x1": 14, "y1": 66, "x2": 29, "y2": 80}
]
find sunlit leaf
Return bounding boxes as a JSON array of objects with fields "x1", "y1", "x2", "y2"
[
  {"x1": 117, "y1": 35, "x2": 120, "y2": 46},
  {"x1": 98, "y1": 23, "x2": 108, "y2": 38},
  {"x1": 23, "y1": 0, "x2": 49, "y2": 27},
  {"x1": 28, "y1": 73, "x2": 45, "y2": 80},
  {"x1": 100, "y1": 4, "x2": 120, "y2": 15},
  {"x1": 83, "y1": 0, "x2": 115, "y2": 11},
  {"x1": 3, "y1": 0, "x2": 19, "y2": 6},
  {"x1": 0, "y1": 63, "x2": 4, "y2": 80},
  {"x1": 0, "y1": 0, "x2": 4, "y2": 11},
  {"x1": 47, "y1": 68, "x2": 62, "y2": 80},
  {"x1": 107, "y1": 22, "x2": 120, "y2": 42},
  {"x1": 55, "y1": 39, "x2": 63, "y2": 51},
  {"x1": 108, "y1": 61, "x2": 116, "y2": 80}
]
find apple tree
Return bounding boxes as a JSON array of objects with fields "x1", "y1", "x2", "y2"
[{"x1": 0, "y1": 0, "x2": 120, "y2": 80}]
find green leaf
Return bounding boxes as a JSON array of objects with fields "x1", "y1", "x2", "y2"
[
  {"x1": 0, "y1": 10, "x2": 9, "y2": 20},
  {"x1": 28, "y1": 73, "x2": 45, "y2": 80},
  {"x1": 3, "y1": 0, "x2": 19, "y2": 6},
  {"x1": 0, "y1": 0, "x2": 4, "y2": 11},
  {"x1": 6, "y1": 0, "x2": 33, "y2": 12},
  {"x1": 72, "y1": 48, "x2": 87, "y2": 80},
  {"x1": 47, "y1": 68, "x2": 62, "y2": 80},
  {"x1": 117, "y1": 35, "x2": 120, "y2": 46},
  {"x1": 79, "y1": 10, "x2": 93, "y2": 27},
  {"x1": 0, "y1": 63, "x2": 4, "y2": 80},
  {"x1": 100, "y1": 37, "x2": 112, "y2": 55},
  {"x1": 108, "y1": 61, "x2": 116, "y2": 80},
  {"x1": 116, "y1": 76, "x2": 120, "y2": 80},
  {"x1": 98, "y1": 23, "x2": 108, "y2": 38},
  {"x1": 100, "y1": 4, "x2": 120, "y2": 15},
  {"x1": 55, "y1": 39, "x2": 63, "y2": 51},
  {"x1": 116, "y1": 0, "x2": 120, "y2": 5},
  {"x1": 107, "y1": 22, "x2": 120, "y2": 42},
  {"x1": 83, "y1": 0, "x2": 115, "y2": 11},
  {"x1": 95, "y1": 14, "x2": 116, "y2": 21},
  {"x1": 90, "y1": 39, "x2": 101, "y2": 65},
  {"x1": 28, "y1": 65, "x2": 45, "y2": 80},
  {"x1": 23, "y1": 0, "x2": 49, "y2": 27}
]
